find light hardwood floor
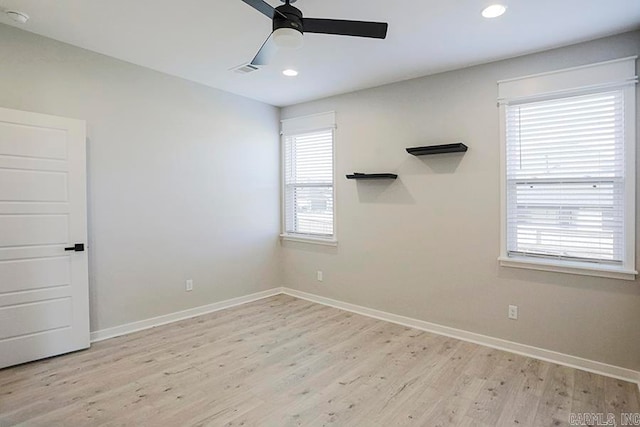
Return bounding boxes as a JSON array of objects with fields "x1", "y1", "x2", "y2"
[{"x1": 1, "y1": 294, "x2": 639, "y2": 426}]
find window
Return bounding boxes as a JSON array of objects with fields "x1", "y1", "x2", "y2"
[
  {"x1": 281, "y1": 112, "x2": 336, "y2": 244},
  {"x1": 498, "y1": 57, "x2": 637, "y2": 280},
  {"x1": 506, "y1": 92, "x2": 624, "y2": 263}
]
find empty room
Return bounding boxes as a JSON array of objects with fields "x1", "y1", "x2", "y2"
[{"x1": 0, "y1": 0, "x2": 639, "y2": 426}]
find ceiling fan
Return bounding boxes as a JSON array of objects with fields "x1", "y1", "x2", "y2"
[{"x1": 239, "y1": 0, "x2": 389, "y2": 67}]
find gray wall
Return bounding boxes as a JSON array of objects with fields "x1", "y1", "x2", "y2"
[
  {"x1": 0, "y1": 24, "x2": 282, "y2": 331},
  {"x1": 281, "y1": 31, "x2": 640, "y2": 371}
]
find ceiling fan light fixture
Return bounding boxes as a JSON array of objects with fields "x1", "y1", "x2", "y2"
[
  {"x1": 482, "y1": 4, "x2": 507, "y2": 18},
  {"x1": 272, "y1": 27, "x2": 304, "y2": 49}
]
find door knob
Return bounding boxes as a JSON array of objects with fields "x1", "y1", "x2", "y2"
[{"x1": 64, "y1": 243, "x2": 85, "y2": 252}]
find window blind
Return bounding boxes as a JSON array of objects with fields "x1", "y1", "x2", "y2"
[
  {"x1": 505, "y1": 90, "x2": 625, "y2": 264},
  {"x1": 284, "y1": 129, "x2": 334, "y2": 237}
]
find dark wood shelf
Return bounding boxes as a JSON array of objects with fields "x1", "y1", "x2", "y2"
[
  {"x1": 346, "y1": 173, "x2": 398, "y2": 180},
  {"x1": 406, "y1": 143, "x2": 468, "y2": 156}
]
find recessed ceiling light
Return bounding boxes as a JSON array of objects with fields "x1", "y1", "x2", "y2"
[
  {"x1": 282, "y1": 69, "x2": 299, "y2": 77},
  {"x1": 5, "y1": 10, "x2": 29, "y2": 24},
  {"x1": 482, "y1": 4, "x2": 507, "y2": 18}
]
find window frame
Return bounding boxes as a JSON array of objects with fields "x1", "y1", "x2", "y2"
[
  {"x1": 498, "y1": 57, "x2": 637, "y2": 280},
  {"x1": 280, "y1": 112, "x2": 337, "y2": 246}
]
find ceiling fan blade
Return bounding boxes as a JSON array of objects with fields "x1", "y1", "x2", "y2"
[
  {"x1": 239, "y1": 0, "x2": 287, "y2": 19},
  {"x1": 250, "y1": 32, "x2": 278, "y2": 66},
  {"x1": 303, "y1": 18, "x2": 388, "y2": 39}
]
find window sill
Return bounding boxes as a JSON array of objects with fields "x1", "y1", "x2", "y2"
[
  {"x1": 498, "y1": 256, "x2": 637, "y2": 281},
  {"x1": 280, "y1": 234, "x2": 338, "y2": 247}
]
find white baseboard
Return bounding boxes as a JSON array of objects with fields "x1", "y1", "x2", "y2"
[
  {"x1": 89, "y1": 285, "x2": 640, "y2": 385},
  {"x1": 90, "y1": 287, "x2": 284, "y2": 343},
  {"x1": 282, "y1": 287, "x2": 640, "y2": 385}
]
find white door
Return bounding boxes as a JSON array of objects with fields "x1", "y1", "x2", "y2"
[{"x1": 0, "y1": 107, "x2": 89, "y2": 369}]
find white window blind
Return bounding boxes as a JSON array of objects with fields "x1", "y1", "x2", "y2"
[
  {"x1": 505, "y1": 91, "x2": 624, "y2": 264},
  {"x1": 283, "y1": 128, "x2": 334, "y2": 238}
]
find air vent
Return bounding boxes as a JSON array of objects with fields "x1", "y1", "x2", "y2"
[{"x1": 232, "y1": 64, "x2": 260, "y2": 74}]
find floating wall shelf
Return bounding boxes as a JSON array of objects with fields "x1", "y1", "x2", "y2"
[
  {"x1": 406, "y1": 143, "x2": 468, "y2": 156},
  {"x1": 346, "y1": 173, "x2": 398, "y2": 180}
]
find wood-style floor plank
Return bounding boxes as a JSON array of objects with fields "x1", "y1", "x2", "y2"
[{"x1": 0, "y1": 294, "x2": 638, "y2": 427}]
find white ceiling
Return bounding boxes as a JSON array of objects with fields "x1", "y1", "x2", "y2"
[{"x1": 0, "y1": 0, "x2": 638, "y2": 106}]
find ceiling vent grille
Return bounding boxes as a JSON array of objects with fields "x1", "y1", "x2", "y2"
[{"x1": 232, "y1": 64, "x2": 260, "y2": 74}]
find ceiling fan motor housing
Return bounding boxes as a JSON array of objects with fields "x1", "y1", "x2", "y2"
[{"x1": 274, "y1": 3, "x2": 304, "y2": 34}]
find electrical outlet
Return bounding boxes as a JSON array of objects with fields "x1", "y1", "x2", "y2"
[
  {"x1": 317, "y1": 271, "x2": 323, "y2": 282},
  {"x1": 508, "y1": 305, "x2": 518, "y2": 320},
  {"x1": 186, "y1": 279, "x2": 193, "y2": 292}
]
